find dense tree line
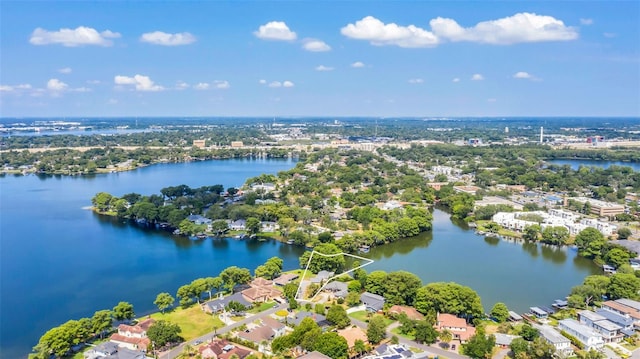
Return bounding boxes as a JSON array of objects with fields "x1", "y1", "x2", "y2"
[{"x1": 29, "y1": 302, "x2": 134, "y2": 359}]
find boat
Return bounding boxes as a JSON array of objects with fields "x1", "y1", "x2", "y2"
[{"x1": 286, "y1": 239, "x2": 295, "y2": 245}]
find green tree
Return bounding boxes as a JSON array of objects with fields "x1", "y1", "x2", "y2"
[
  {"x1": 92, "y1": 192, "x2": 114, "y2": 212},
  {"x1": 575, "y1": 228, "x2": 605, "y2": 258},
  {"x1": 527, "y1": 337, "x2": 555, "y2": 359},
  {"x1": 314, "y1": 332, "x2": 349, "y2": 359},
  {"x1": 353, "y1": 339, "x2": 368, "y2": 357},
  {"x1": 462, "y1": 328, "x2": 495, "y2": 359},
  {"x1": 366, "y1": 316, "x2": 387, "y2": 344},
  {"x1": 154, "y1": 292, "x2": 175, "y2": 313},
  {"x1": 91, "y1": 310, "x2": 113, "y2": 339},
  {"x1": 383, "y1": 271, "x2": 422, "y2": 306},
  {"x1": 582, "y1": 349, "x2": 606, "y2": 359},
  {"x1": 519, "y1": 324, "x2": 539, "y2": 341},
  {"x1": 146, "y1": 320, "x2": 182, "y2": 347},
  {"x1": 439, "y1": 329, "x2": 453, "y2": 346},
  {"x1": 177, "y1": 284, "x2": 195, "y2": 308},
  {"x1": 541, "y1": 226, "x2": 569, "y2": 245},
  {"x1": 509, "y1": 337, "x2": 529, "y2": 357},
  {"x1": 605, "y1": 247, "x2": 633, "y2": 268},
  {"x1": 112, "y1": 301, "x2": 134, "y2": 321},
  {"x1": 607, "y1": 273, "x2": 640, "y2": 300},
  {"x1": 246, "y1": 217, "x2": 261, "y2": 235},
  {"x1": 490, "y1": 302, "x2": 509, "y2": 323},
  {"x1": 523, "y1": 225, "x2": 541, "y2": 242},
  {"x1": 326, "y1": 304, "x2": 350, "y2": 329},
  {"x1": 618, "y1": 227, "x2": 633, "y2": 240},
  {"x1": 299, "y1": 243, "x2": 345, "y2": 273},
  {"x1": 220, "y1": 266, "x2": 252, "y2": 290},
  {"x1": 414, "y1": 320, "x2": 438, "y2": 344},
  {"x1": 415, "y1": 282, "x2": 484, "y2": 319},
  {"x1": 255, "y1": 257, "x2": 283, "y2": 279},
  {"x1": 211, "y1": 220, "x2": 229, "y2": 235}
]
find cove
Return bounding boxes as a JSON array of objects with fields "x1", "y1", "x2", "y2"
[{"x1": 360, "y1": 208, "x2": 602, "y2": 314}]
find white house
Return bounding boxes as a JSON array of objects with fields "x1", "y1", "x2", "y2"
[
  {"x1": 558, "y1": 319, "x2": 605, "y2": 351},
  {"x1": 538, "y1": 325, "x2": 573, "y2": 357},
  {"x1": 578, "y1": 310, "x2": 623, "y2": 342}
]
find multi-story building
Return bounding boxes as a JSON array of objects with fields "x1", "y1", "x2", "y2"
[{"x1": 558, "y1": 319, "x2": 605, "y2": 351}]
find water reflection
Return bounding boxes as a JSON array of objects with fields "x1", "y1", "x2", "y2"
[
  {"x1": 540, "y1": 244, "x2": 568, "y2": 264},
  {"x1": 484, "y1": 236, "x2": 500, "y2": 246}
]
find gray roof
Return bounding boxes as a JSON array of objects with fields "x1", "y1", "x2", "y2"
[
  {"x1": 288, "y1": 311, "x2": 331, "y2": 327},
  {"x1": 92, "y1": 342, "x2": 119, "y2": 355},
  {"x1": 579, "y1": 310, "x2": 607, "y2": 322},
  {"x1": 105, "y1": 347, "x2": 149, "y2": 359},
  {"x1": 204, "y1": 292, "x2": 251, "y2": 312},
  {"x1": 508, "y1": 311, "x2": 523, "y2": 321},
  {"x1": 559, "y1": 319, "x2": 603, "y2": 340},
  {"x1": 539, "y1": 326, "x2": 570, "y2": 345},
  {"x1": 616, "y1": 299, "x2": 640, "y2": 311},
  {"x1": 595, "y1": 308, "x2": 634, "y2": 327},
  {"x1": 494, "y1": 333, "x2": 520, "y2": 346},
  {"x1": 530, "y1": 307, "x2": 548, "y2": 316},
  {"x1": 361, "y1": 292, "x2": 385, "y2": 311},
  {"x1": 593, "y1": 319, "x2": 622, "y2": 332}
]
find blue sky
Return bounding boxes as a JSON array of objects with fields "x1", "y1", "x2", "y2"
[{"x1": 1, "y1": 1, "x2": 638, "y2": 117}]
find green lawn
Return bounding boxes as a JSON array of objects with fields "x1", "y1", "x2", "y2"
[
  {"x1": 348, "y1": 311, "x2": 394, "y2": 326},
  {"x1": 148, "y1": 305, "x2": 224, "y2": 340},
  {"x1": 248, "y1": 301, "x2": 275, "y2": 314},
  {"x1": 391, "y1": 327, "x2": 415, "y2": 340}
]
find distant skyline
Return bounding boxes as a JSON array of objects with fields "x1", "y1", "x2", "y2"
[{"x1": 1, "y1": 1, "x2": 639, "y2": 117}]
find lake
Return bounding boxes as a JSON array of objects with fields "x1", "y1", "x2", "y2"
[
  {"x1": 0, "y1": 158, "x2": 603, "y2": 357},
  {"x1": 548, "y1": 159, "x2": 640, "y2": 171}
]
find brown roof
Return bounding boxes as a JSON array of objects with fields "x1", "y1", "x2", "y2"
[
  {"x1": 262, "y1": 316, "x2": 285, "y2": 330},
  {"x1": 251, "y1": 277, "x2": 273, "y2": 287},
  {"x1": 603, "y1": 301, "x2": 640, "y2": 319},
  {"x1": 437, "y1": 313, "x2": 467, "y2": 329},
  {"x1": 199, "y1": 339, "x2": 251, "y2": 359},
  {"x1": 274, "y1": 273, "x2": 299, "y2": 286},
  {"x1": 297, "y1": 351, "x2": 332, "y2": 359},
  {"x1": 337, "y1": 327, "x2": 367, "y2": 348},
  {"x1": 137, "y1": 318, "x2": 155, "y2": 331},
  {"x1": 237, "y1": 325, "x2": 275, "y2": 344},
  {"x1": 242, "y1": 286, "x2": 281, "y2": 302},
  {"x1": 109, "y1": 334, "x2": 150, "y2": 350},
  {"x1": 117, "y1": 318, "x2": 155, "y2": 335},
  {"x1": 389, "y1": 305, "x2": 424, "y2": 321}
]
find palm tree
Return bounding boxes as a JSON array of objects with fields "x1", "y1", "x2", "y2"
[{"x1": 439, "y1": 329, "x2": 453, "y2": 349}]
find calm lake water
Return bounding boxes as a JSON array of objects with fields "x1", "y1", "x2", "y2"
[
  {"x1": 0, "y1": 158, "x2": 605, "y2": 358},
  {"x1": 548, "y1": 159, "x2": 640, "y2": 171}
]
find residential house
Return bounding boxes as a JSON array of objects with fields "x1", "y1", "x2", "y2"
[
  {"x1": 453, "y1": 186, "x2": 480, "y2": 195},
  {"x1": 84, "y1": 342, "x2": 150, "y2": 359},
  {"x1": 241, "y1": 278, "x2": 282, "y2": 303},
  {"x1": 310, "y1": 271, "x2": 334, "y2": 284},
  {"x1": 337, "y1": 327, "x2": 368, "y2": 348},
  {"x1": 287, "y1": 311, "x2": 332, "y2": 328},
  {"x1": 363, "y1": 344, "x2": 414, "y2": 359},
  {"x1": 578, "y1": 310, "x2": 623, "y2": 342},
  {"x1": 227, "y1": 219, "x2": 246, "y2": 231},
  {"x1": 388, "y1": 305, "x2": 424, "y2": 321},
  {"x1": 360, "y1": 292, "x2": 385, "y2": 312},
  {"x1": 601, "y1": 299, "x2": 640, "y2": 327},
  {"x1": 237, "y1": 317, "x2": 286, "y2": 351},
  {"x1": 493, "y1": 334, "x2": 520, "y2": 348},
  {"x1": 296, "y1": 351, "x2": 332, "y2": 359},
  {"x1": 260, "y1": 221, "x2": 279, "y2": 232},
  {"x1": 508, "y1": 311, "x2": 523, "y2": 322},
  {"x1": 323, "y1": 281, "x2": 348, "y2": 299},
  {"x1": 273, "y1": 273, "x2": 299, "y2": 286},
  {"x1": 538, "y1": 325, "x2": 573, "y2": 357},
  {"x1": 187, "y1": 214, "x2": 212, "y2": 226},
  {"x1": 558, "y1": 319, "x2": 605, "y2": 351},
  {"x1": 202, "y1": 292, "x2": 252, "y2": 314},
  {"x1": 595, "y1": 309, "x2": 636, "y2": 336},
  {"x1": 109, "y1": 319, "x2": 155, "y2": 352},
  {"x1": 529, "y1": 307, "x2": 549, "y2": 319},
  {"x1": 198, "y1": 339, "x2": 252, "y2": 359},
  {"x1": 435, "y1": 313, "x2": 475, "y2": 343}
]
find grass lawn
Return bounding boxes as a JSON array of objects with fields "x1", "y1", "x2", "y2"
[
  {"x1": 390, "y1": 327, "x2": 415, "y2": 340},
  {"x1": 248, "y1": 301, "x2": 275, "y2": 314},
  {"x1": 348, "y1": 311, "x2": 394, "y2": 326},
  {"x1": 148, "y1": 305, "x2": 224, "y2": 341}
]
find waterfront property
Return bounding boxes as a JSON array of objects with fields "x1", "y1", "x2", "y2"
[
  {"x1": 388, "y1": 305, "x2": 424, "y2": 321},
  {"x1": 84, "y1": 341, "x2": 150, "y2": 359},
  {"x1": 198, "y1": 338, "x2": 252, "y2": 359},
  {"x1": 109, "y1": 318, "x2": 155, "y2": 352},
  {"x1": 435, "y1": 313, "x2": 476, "y2": 344},
  {"x1": 203, "y1": 293, "x2": 252, "y2": 314},
  {"x1": 360, "y1": 292, "x2": 385, "y2": 312},
  {"x1": 558, "y1": 318, "x2": 605, "y2": 351},
  {"x1": 537, "y1": 325, "x2": 573, "y2": 357},
  {"x1": 578, "y1": 310, "x2": 624, "y2": 342}
]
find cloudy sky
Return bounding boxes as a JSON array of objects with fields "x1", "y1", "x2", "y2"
[{"x1": 1, "y1": 1, "x2": 638, "y2": 117}]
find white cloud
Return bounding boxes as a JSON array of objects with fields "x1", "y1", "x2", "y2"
[
  {"x1": 268, "y1": 81, "x2": 282, "y2": 88},
  {"x1": 194, "y1": 83, "x2": 210, "y2": 90},
  {"x1": 282, "y1": 81, "x2": 294, "y2": 88},
  {"x1": 176, "y1": 81, "x2": 189, "y2": 90},
  {"x1": 0, "y1": 85, "x2": 14, "y2": 92},
  {"x1": 342, "y1": 13, "x2": 578, "y2": 48},
  {"x1": 16, "y1": 84, "x2": 32, "y2": 89},
  {"x1": 513, "y1": 71, "x2": 532, "y2": 79},
  {"x1": 315, "y1": 65, "x2": 334, "y2": 71},
  {"x1": 430, "y1": 12, "x2": 578, "y2": 45},
  {"x1": 214, "y1": 80, "x2": 230, "y2": 89},
  {"x1": 107, "y1": 98, "x2": 118, "y2": 105},
  {"x1": 140, "y1": 31, "x2": 196, "y2": 46},
  {"x1": 258, "y1": 79, "x2": 267, "y2": 85},
  {"x1": 58, "y1": 67, "x2": 72, "y2": 74},
  {"x1": 47, "y1": 78, "x2": 68, "y2": 91},
  {"x1": 302, "y1": 39, "x2": 331, "y2": 52},
  {"x1": 603, "y1": 32, "x2": 617, "y2": 38},
  {"x1": 73, "y1": 87, "x2": 92, "y2": 92},
  {"x1": 452, "y1": 78, "x2": 460, "y2": 83},
  {"x1": 408, "y1": 78, "x2": 424, "y2": 84},
  {"x1": 580, "y1": 18, "x2": 594, "y2": 25},
  {"x1": 351, "y1": 61, "x2": 365, "y2": 68},
  {"x1": 114, "y1": 74, "x2": 164, "y2": 91},
  {"x1": 254, "y1": 21, "x2": 297, "y2": 41},
  {"x1": 87, "y1": 80, "x2": 101, "y2": 85},
  {"x1": 471, "y1": 74, "x2": 484, "y2": 81},
  {"x1": 30, "y1": 26, "x2": 120, "y2": 47},
  {"x1": 487, "y1": 98, "x2": 497, "y2": 102},
  {"x1": 341, "y1": 16, "x2": 439, "y2": 48},
  {"x1": 267, "y1": 80, "x2": 294, "y2": 88}
]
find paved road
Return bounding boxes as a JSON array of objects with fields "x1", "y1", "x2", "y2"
[{"x1": 159, "y1": 305, "x2": 284, "y2": 359}]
